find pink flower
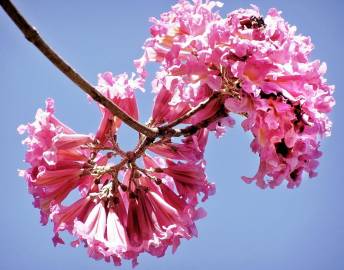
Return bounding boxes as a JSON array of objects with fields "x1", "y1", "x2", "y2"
[
  {"x1": 18, "y1": 99, "x2": 96, "y2": 222},
  {"x1": 34, "y1": 166, "x2": 86, "y2": 215},
  {"x1": 149, "y1": 129, "x2": 208, "y2": 162},
  {"x1": 18, "y1": 98, "x2": 74, "y2": 167},
  {"x1": 96, "y1": 72, "x2": 140, "y2": 145},
  {"x1": 150, "y1": 75, "x2": 190, "y2": 126},
  {"x1": 143, "y1": 155, "x2": 215, "y2": 202},
  {"x1": 126, "y1": 187, "x2": 193, "y2": 257},
  {"x1": 51, "y1": 196, "x2": 94, "y2": 234},
  {"x1": 229, "y1": 91, "x2": 331, "y2": 188},
  {"x1": 74, "y1": 202, "x2": 108, "y2": 258},
  {"x1": 163, "y1": 160, "x2": 215, "y2": 201},
  {"x1": 106, "y1": 207, "x2": 129, "y2": 254},
  {"x1": 52, "y1": 134, "x2": 93, "y2": 150}
]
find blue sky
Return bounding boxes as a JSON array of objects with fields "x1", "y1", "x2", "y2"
[{"x1": 0, "y1": 1, "x2": 343, "y2": 269}]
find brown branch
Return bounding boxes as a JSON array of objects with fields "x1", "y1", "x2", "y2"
[
  {"x1": 159, "y1": 91, "x2": 221, "y2": 132},
  {"x1": 133, "y1": 136, "x2": 155, "y2": 160},
  {"x1": 170, "y1": 105, "x2": 228, "y2": 137},
  {"x1": 0, "y1": 0, "x2": 157, "y2": 138}
]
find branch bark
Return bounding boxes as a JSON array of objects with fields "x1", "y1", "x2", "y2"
[
  {"x1": 172, "y1": 105, "x2": 228, "y2": 137},
  {"x1": 0, "y1": 0, "x2": 157, "y2": 138},
  {"x1": 158, "y1": 91, "x2": 221, "y2": 132}
]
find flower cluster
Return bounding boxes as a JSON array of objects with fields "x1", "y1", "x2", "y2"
[
  {"x1": 136, "y1": 1, "x2": 334, "y2": 188},
  {"x1": 18, "y1": 0, "x2": 334, "y2": 267},
  {"x1": 19, "y1": 71, "x2": 212, "y2": 266}
]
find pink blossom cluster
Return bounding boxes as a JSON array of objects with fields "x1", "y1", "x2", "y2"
[
  {"x1": 19, "y1": 72, "x2": 212, "y2": 266},
  {"x1": 18, "y1": 0, "x2": 334, "y2": 267},
  {"x1": 136, "y1": 0, "x2": 334, "y2": 188}
]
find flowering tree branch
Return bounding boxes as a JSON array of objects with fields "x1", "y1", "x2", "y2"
[
  {"x1": 0, "y1": 0, "x2": 158, "y2": 138},
  {"x1": 4, "y1": 0, "x2": 334, "y2": 268}
]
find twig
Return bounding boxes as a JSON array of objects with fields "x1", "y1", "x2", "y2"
[
  {"x1": 159, "y1": 92, "x2": 221, "y2": 132},
  {"x1": 133, "y1": 136, "x2": 155, "y2": 160},
  {"x1": 172, "y1": 105, "x2": 228, "y2": 137},
  {"x1": 0, "y1": 0, "x2": 157, "y2": 138}
]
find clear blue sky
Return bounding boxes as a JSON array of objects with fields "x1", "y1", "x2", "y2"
[{"x1": 0, "y1": 1, "x2": 343, "y2": 269}]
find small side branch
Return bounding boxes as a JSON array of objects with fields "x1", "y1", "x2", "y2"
[
  {"x1": 0, "y1": 0, "x2": 157, "y2": 138},
  {"x1": 171, "y1": 106, "x2": 228, "y2": 137},
  {"x1": 159, "y1": 92, "x2": 221, "y2": 131}
]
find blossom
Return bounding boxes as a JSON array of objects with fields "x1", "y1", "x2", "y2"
[
  {"x1": 137, "y1": 0, "x2": 334, "y2": 188},
  {"x1": 96, "y1": 72, "x2": 141, "y2": 145},
  {"x1": 149, "y1": 128, "x2": 208, "y2": 162},
  {"x1": 19, "y1": 94, "x2": 212, "y2": 266},
  {"x1": 18, "y1": 99, "x2": 95, "y2": 223}
]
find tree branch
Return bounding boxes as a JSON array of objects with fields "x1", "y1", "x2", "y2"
[
  {"x1": 0, "y1": 0, "x2": 157, "y2": 138},
  {"x1": 170, "y1": 105, "x2": 228, "y2": 137},
  {"x1": 158, "y1": 91, "x2": 221, "y2": 132}
]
